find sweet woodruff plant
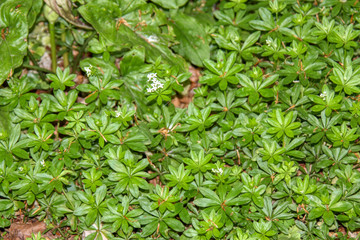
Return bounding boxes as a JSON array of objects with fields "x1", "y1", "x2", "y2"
[{"x1": 0, "y1": 0, "x2": 360, "y2": 239}]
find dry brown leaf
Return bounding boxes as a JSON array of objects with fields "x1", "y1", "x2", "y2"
[{"x1": 5, "y1": 221, "x2": 46, "y2": 240}]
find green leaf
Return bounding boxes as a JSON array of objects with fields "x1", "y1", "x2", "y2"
[
  {"x1": 95, "y1": 185, "x2": 106, "y2": 205},
  {"x1": 0, "y1": 0, "x2": 33, "y2": 84},
  {"x1": 199, "y1": 187, "x2": 221, "y2": 202},
  {"x1": 85, "y1": 209, "x2": 98, "y2": 227},
  {"x1": 323, "y1": 210, "x2": 335, "y2": 226},
  {"x1": 241, "y1": 31, "x2": 261, "y2": 51},
  {"x1": 164, "y1": 218, "x2": 185, "y2": 232},
  {"x1": 330, "y1": 202, "x2": 352, "y2": 212},
  {"x1": 179, "y1": 208, "x2": 191, "y2": 224},
  {"x1": 193, "y1": 198, "x2": 219, "y2": 208},
  {"x1": 141, "y1": 220, "x2": 158, "y2": 237},
  {"x1": 108, "y1": 160, "x2": 126, "y2": 173},
  {"x1": 151, "y1": 0, "x2": 188, "y2": 9},
  {"x1": 170, "y1": 13, "x2": 210, "y2": 67},
  {"x1": 0, "y1": 199, "x2": 13, "y2": 211},
  {"x1": 308, "y1": 207, "x2": 325, "y2": 220},
  {"x1": 73, "y1": 204, "x2": 92, "y2": 216},
  {"x1": 78, "y1": 0, "x2": 186, "y2": 71}
]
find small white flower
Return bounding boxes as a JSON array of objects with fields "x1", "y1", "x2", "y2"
[
  {"x1": 40, "y1": 159, "x2": 45, "y2": 166},
  {"x1": 84, "y1": 66, "x2": 92, "y2": 77},
  {"x1": 18, "y1": 167, "x2": 23, "y2": 172},
  {"x1": 146, "y1": 73, "x2": 164, "y2": 92},
  {"x1": 266, "y1": 39, "x2": 272, "y2": 46},
  {"x1": 147, "y1": 35, "x2": 159, "y2": 43},
  {"x1": 212, "y1": 168, "x2": 224, "y2": 175},
  {"x1": 147, "y1": 73, "x2": 157, "y2": 81},
  {"x1": 114, "y1": 107, "x2": 122, "y2": 118},
  {"x1": 320, "y1": 91, "x2": 327, "y2": 100}
]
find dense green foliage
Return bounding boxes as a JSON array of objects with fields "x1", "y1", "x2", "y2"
[{"x1": 1, "y1": 0, "x2": 360, "y2": 239}]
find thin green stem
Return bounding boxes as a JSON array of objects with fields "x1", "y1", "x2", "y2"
[
  {"x1": 57, "y1": 227, "x2": 66, "y2": 238},
  {"x1": 26, "y1": 50, "x2": 51, "y2": 82},
  {"x1": 72, "y1": 31, "x2": 96, "y2": 73},
  {"x1": 61, "y1": 23, "x2": 69, "y2": 68},
  {"x1": 23, "y1": 64, "x2": 53, "y2": 74},
  {"x1": 49, "y1": 22, "x2": 57, "y2": 72},
  {"x1": 274, "y1": 59, "x2": 279, "y2": 71}
]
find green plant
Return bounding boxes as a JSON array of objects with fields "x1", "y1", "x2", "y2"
[{"x1": 0, "y1": 0, "x2": 360, "y2": 239}]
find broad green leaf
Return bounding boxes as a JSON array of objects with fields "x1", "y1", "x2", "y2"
[
  {"x1": 330, "y1": 202, "x2": 352, "y2": 212},
  {"x1": 308, "y1": 207, "x2": 325, "y2": 220},
  {"x1": 78, "y1": 0, "x2": 186, "y2": 71},
  {"x1": 170, "y1": 13, "x2": 210, "y2": 67},
  {"x1": 151, "y1": 0, "x2": 188, "y2": 9},
  {"x1": 141, "y1": 220, "x2": 158, "y2": 237},
  {"x1": 0, "y1": 199, "x2": 13, "y2": 211},
  {"x1": 164, "y1": 218, "x2": 185, "y2": 232},
  {"x1": 0, "y1": 0, "x2": 33, "y2": 84}
]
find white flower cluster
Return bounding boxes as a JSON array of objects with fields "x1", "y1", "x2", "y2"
[
  {"x1": 212, "y1": 167, "x2": 224, "y2": 175},
  {"x1": 114, "y1": 107, "x2": 122, "y2": 118},
  {"x1": 146, "y1": 73, "x2": 164, "y2": 93},
  {"x1": 40, "y1": 159, "x2": 46, "y2": 167},
  {"x1": 320, "y1": 91, "x2": 327, "y2": 100},
  {"x1": 84, "y1": 65, "x2": 94, "y2": 77}
]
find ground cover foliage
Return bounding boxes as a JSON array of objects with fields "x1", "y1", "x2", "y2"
[{"x1": 0, "y1": 0, "x2": 360, "y2": 239}]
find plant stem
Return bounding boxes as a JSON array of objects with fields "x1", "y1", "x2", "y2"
[
  {"x1": 57, "y1": 226, "x2": 66, "y2": 237},
  {"x1": 72, "y1": 31, "x2": 96, "y2": 73},
  {"x1": 49, "y1": 22, "x2": 57, "y2": 72},
  {"x1": 61, "y1": 23, "x2": 69, "y2": 68},
  {"x1": 26, "y1": 50, "x2": 52, "y2": 82},
  {"x1": 23, "y1": 64, "x2": 53, "y2": 74}
]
